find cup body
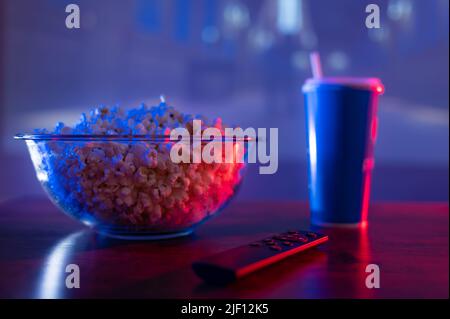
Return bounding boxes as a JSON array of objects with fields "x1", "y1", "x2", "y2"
[{"x1": 303, "y1": 77, "x2": 383, "y2": 226}]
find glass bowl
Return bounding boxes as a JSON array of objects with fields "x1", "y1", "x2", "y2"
[{"x1": 15, "y1": 134, "x2": 249, "y2": 240}]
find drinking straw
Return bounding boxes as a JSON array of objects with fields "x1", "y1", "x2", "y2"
[{"x1": 309, "y1": 51, "x2": 323, "y2": 79}]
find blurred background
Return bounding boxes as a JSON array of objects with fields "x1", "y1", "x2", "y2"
[{"x1": 0, "y1": 0, "x2": 448, "y2": 203}]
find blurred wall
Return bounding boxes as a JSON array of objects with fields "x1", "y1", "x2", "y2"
[{"x1": 0, "y1": 0, "x2": 448, "y2": 202}]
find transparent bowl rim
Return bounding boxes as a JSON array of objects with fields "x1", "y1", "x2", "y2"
[{"x1": 14, "y1": 133, "x2": 256, "y2": 142}]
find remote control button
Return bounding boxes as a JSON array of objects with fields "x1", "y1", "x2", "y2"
[
  {"x1": 282, "y1": 241, "x2": 293, "y2": 246},
  {"x1": 306, "y1": 232, "x2": 318, "y2": 238},
  {"x1": 270, "y1": 246, "x2": 282, "y2": 251},
  {"x1": 291, "y1": 237, "x2": 308, "y2": 243},
  {"x1": 264, "y1": 240, "x2": 276, "y2": 245},
  {"x1": 287, "y1": 235, "x2": 305, "y2": 241}
]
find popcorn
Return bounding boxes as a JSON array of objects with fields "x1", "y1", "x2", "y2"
[{"x1": 38, "y1": 102, "x2": 245, "y2": 233}]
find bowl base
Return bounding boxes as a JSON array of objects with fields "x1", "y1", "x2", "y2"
[{"x1": 95, "y1": 228, "x2": 194, "y2": 240}]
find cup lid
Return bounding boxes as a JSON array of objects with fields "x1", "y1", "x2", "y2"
[{"x1": 302, "y1": 77, "x2": 384, "y2": 94}]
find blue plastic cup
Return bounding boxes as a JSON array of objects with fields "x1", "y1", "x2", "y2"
[{"x1": 302, "y1": 77, "x2": 384, "y2": 227}]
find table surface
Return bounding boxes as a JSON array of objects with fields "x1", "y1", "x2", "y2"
[{"x1": 0, "y1": 197, "x2": 448, "y2": 299}]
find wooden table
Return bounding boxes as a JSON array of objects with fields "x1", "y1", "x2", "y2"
[{"x1": 0, "y1": 197, "x2": 448, "y2": 298}]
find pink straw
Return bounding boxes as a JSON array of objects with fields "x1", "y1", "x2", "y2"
[{"x1": 309, "y1": 52, "x2": 323, "y2": 79}]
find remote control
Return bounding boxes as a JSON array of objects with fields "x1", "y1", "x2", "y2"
[{"x1": 192, "y1": 230, "x2": 328, "y2": 285}]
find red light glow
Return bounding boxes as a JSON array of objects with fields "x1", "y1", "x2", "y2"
[
  {"x1": 360, "y1": 172, "x2": 372, "y2": 225},
  {"x1": 376, "y1": 85, "x2": 384, "y2": 94},
  {"x1": 371, "y1": 117, "x2": 378, "y2": 141}
]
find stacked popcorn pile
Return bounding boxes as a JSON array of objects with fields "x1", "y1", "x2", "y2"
[{"x1": 36, "y1": 101, "x2": 245, "y2": 232}]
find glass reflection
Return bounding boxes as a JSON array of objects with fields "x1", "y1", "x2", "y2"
[{"x1": 36, "y1": 231, "x2": 87, "y2": 299}]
